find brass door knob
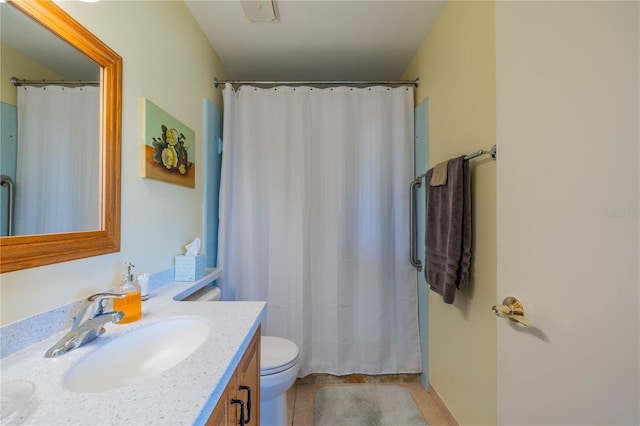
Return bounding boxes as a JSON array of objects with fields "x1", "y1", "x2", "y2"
[{"x1": 492, "y1": 296, "x2": 529, "y2": 327}]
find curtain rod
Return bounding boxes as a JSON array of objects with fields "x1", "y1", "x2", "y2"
[
  {"x1": 10, "y1": 77, "x2": 99, "y2": 87},
  {"x1": 214, "y1": 77, "x2": 419, "y2": 88}
]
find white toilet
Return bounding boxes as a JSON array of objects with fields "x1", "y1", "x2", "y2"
[
  {"x1": 188, "y1": 285, "x2": 300, "y2": 426},
  {"x1": 260, "y1": 336, "x2": 300, "y2": 426}
]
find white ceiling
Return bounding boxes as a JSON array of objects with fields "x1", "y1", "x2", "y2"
[{"x1": 185, "y1": 0, "x2": 446, "y2": 81}]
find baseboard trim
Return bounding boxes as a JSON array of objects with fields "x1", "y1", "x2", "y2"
[{"x1": 428, "y1": 382, "x2": 459, "y2": 425}]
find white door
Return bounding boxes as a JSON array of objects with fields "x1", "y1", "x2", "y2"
[{"x1": 495, "y1": 2, "x2": 639, "y2": 425}]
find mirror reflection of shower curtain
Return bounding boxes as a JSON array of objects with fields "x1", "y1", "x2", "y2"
[
  {"x1": 15, "y1": 86, "x2": 100, "y2": 235},
  {"x1": 218, "y1": 84, "x2": 421, "y2": 376}
]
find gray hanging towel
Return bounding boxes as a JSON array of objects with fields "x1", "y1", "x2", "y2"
[{"x1": 423, "y1": 156, "x2": 471, "y2": 303}]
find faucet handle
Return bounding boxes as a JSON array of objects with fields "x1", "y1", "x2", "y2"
[
  {"x1": 87, "y1": 292, "x2": 126, "y2": 316},
  {"x1": 87, "y1": 292, "x2": 126, "y2": 302}
]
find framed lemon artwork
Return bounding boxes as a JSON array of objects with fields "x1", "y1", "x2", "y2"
[{"x1": 142, "y1": 98, "x2": 196, "y2": 188}]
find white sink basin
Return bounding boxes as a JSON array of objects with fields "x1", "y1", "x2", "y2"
[{"x1": 64, "y1": 317, "x2": 210, "y2": 393}]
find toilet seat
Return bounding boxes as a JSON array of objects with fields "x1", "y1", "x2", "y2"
[{"x1": 261, "y1": 336, "x2": 299, "y2": 376}]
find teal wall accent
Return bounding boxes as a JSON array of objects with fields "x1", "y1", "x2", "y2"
[
  {"x1": 414, "y1": 98, "x2": 429, "y2": 390},
  {"x1": 1, "y1": 102, "x2": 17, "y2": 237},
  {"x1": 203, "y1": 98, "x2": 223, "y2": 268}
]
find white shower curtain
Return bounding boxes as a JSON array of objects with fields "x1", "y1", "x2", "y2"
[
  {"x1": 218, "y1": 84, "x2": 421, "y2": 376},
  {"x1": 15, "y1": 86, "x2": 100, "y2": 235}
]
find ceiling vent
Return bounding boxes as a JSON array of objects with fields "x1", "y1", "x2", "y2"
[{"x1": 240, "y1": 0, "x2": 278, "y2": 22}]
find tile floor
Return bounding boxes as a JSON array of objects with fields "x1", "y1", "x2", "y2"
[{"x1": 285, "y1": 377, "x2": 458, "y2": 426}]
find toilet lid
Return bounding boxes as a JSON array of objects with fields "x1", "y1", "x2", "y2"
[{"x1": 261, "y1": 336, "x2": 299, "y2": 375}]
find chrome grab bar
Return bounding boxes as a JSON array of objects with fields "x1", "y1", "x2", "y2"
[
  {"x1": 1, "y1": 175, "x2": 15, "y2": 236},
  {"x1": 410, "y1": 176, "x2": 423, "y2": 271}
]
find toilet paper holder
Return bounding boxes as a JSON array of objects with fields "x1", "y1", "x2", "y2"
[{"x1": 492, "y1": 296, "x2": 530, "y2": 327}]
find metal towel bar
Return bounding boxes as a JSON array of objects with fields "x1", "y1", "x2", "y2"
[
  {"x1": 410, "y1": 145, "x2": 496, "y2": 271},
  {"x1": 1, "y1": 175, "x2": 15, "y2": 236},
  {"x1": 409, "y1": 177, "x2": 423, "y2": 271}
]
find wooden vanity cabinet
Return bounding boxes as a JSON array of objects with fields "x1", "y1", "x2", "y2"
[
  {"x1": 208, "y1": 375, "x2": 237, "y2": 426},
  {"x1": 207, "y1": 327, "x2": 261, "y2": 426}
]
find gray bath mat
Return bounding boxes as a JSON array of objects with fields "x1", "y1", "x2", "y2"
[{"x1": 314, "y1": 385, "x2": 427, "y2": 426}]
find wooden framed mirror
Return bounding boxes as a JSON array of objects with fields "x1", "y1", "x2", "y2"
[{"x1": 0, "y1": 0, "x2": 122, "y2": 273}]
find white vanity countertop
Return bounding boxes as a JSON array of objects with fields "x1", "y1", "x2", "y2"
[{"x1": 1, "y1": 270, "x2": 266, "y2": 425}]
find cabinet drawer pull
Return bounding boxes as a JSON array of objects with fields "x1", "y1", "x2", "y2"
[
  {"x1": 231, "y1": 399, "x2": 245, "y2": 426},
  {"x1": 239, "y1": 385, "x2": 252, "y2": 424}
]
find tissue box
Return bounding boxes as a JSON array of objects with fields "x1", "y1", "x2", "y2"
[{"x1": 174, "y1": 255, "x2": 205, "y2": 281}]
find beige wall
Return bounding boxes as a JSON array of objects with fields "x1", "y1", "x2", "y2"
[
  {"x1": 1, "y1": 1, "x2": 228, "y2": 325},
  {"x1": 0, "y1": 44, "x2": 65, "y2": 106},
  {"x1": 402, "y1": 2, "x2": 497, "y2": 424},
  {"x1": 496, "y1": 1, "x2": 639, "y2": 423}
]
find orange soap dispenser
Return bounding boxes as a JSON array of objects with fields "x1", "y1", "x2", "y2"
[{"x1": 113, "y1": 262, "x2": 142, "y2": 324}]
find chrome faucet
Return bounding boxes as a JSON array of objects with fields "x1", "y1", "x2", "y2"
[{"x1": 44, "y1": 293, "x2": 126, "y2": 358}]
